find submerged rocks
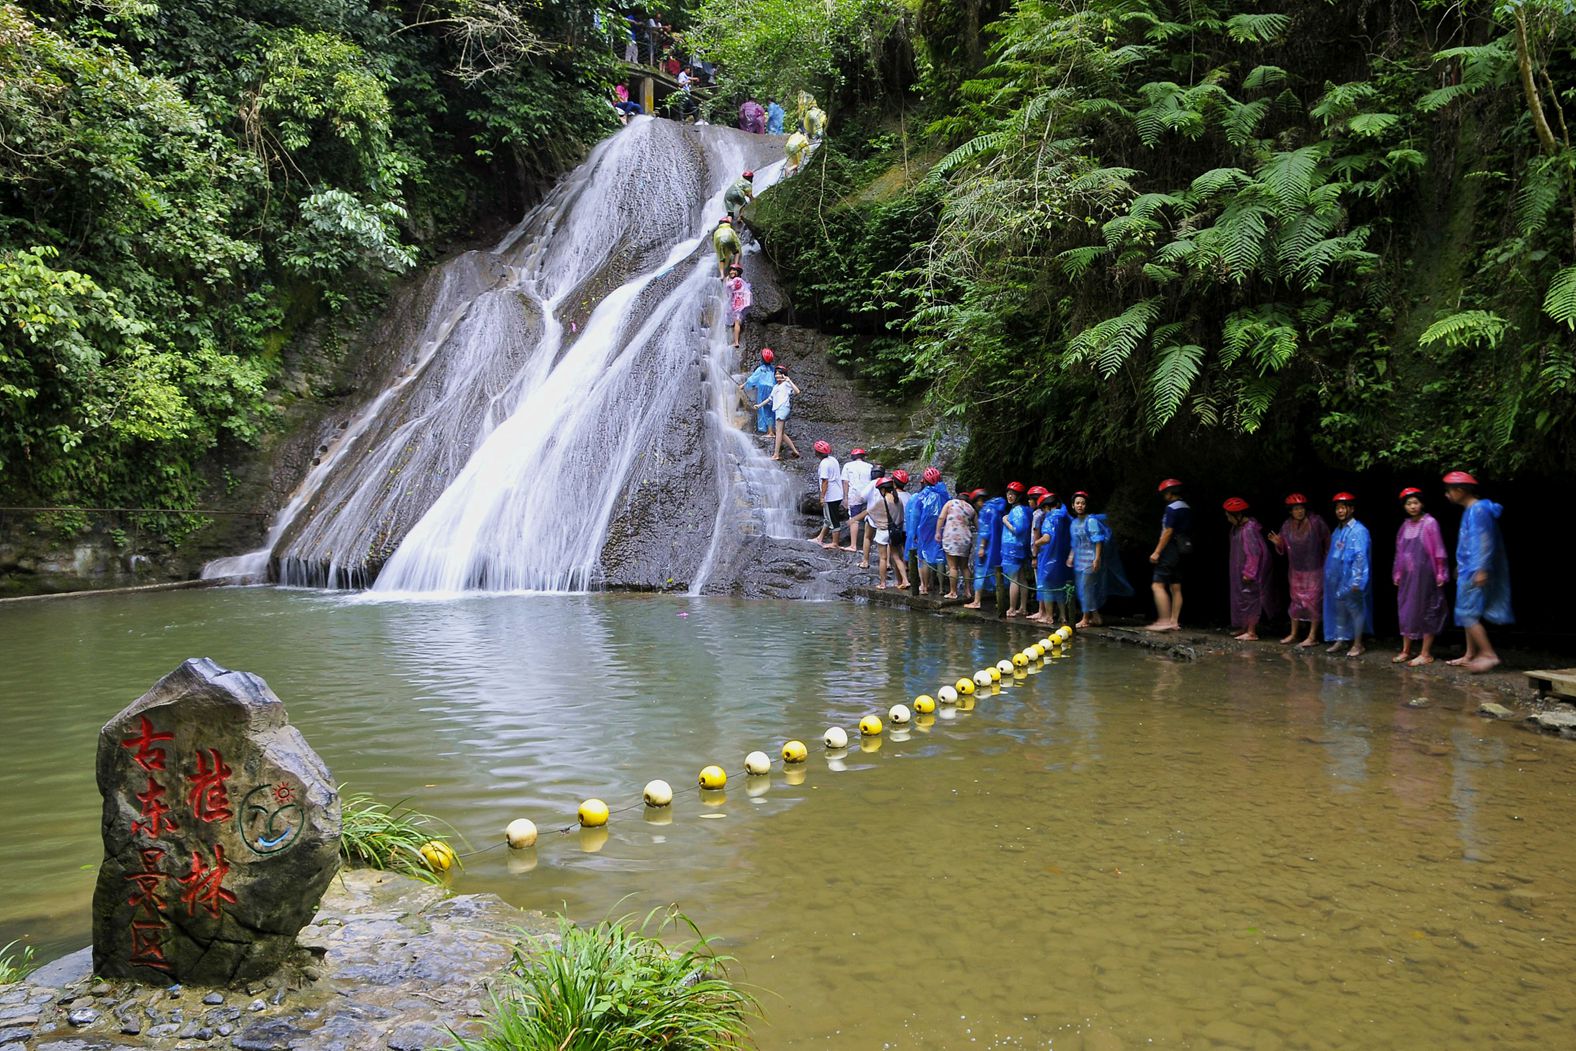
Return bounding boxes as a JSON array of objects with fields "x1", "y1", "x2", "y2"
[{"x1": 91, "y1": 659, "x2": 340, "y2": 985}]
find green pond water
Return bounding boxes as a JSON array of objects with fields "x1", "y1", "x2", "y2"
[{"x1": 1, "y1": 588, "x2": 1573, "y2": 1049}]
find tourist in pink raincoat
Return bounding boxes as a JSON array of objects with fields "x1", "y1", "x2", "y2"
[
  {"x1": 1224, "y1": 497, "x2": 1275, "y2": 641},
  {"x1": 1392, "y1": 486, "x2": 1450, "y2": 666},
  {"x1": 1268, "y1": 492, "x2": 1329, "y2": 648}
]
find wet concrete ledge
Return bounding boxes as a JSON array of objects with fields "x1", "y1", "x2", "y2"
[
  {"x1": 0, "y1": 578, "x2": 243, "y2": 606},
  {"x1": 0, "y1": 869, "x2": 556, "y2": 1051}
]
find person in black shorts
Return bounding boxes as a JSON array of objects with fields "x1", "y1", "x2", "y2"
[{"x1": 1147, "y1": 478, "x2": 1191, "y2": 631}]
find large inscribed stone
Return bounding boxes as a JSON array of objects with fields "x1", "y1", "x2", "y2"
[{"x1": 91, "y1": 658, "x2": 341, "y2": 984}]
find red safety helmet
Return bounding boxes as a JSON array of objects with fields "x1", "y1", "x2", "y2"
[
  {"x1": 1332, "y1": 491, "x2": 1357, "y2": 503},
  {"x1": 1072, "y1": 490, "x2": 1090, "y2": 499},
  {"x1": 718, "y1": 216, "x2": 732, "y2": 224},
  {"x1": 876, "y1": 475, "x2": 895, "y2": 488},
  {"x1": 1037, "y1": 491, "x2": 1057, "y2": 507},
  {"x1": 1222, "y1": 497, "x2": 1250, "y2": 513},
  {"x1": 1442, "y1": 470, "x2": 1479, "y2": 486},
  {"x1": 814, "y1": 440, "x2": 832, "y2": 456},
  {"x1": 971, "y1": 488, "x2": 989, "y2": 500},
  {"x1": 922, "y1": 466, "x2": 942, "y2": 485},
  {"x1": 1398, "y1": 487, "x2": 1423, "y2": 501},
  {"x1": 891, "y1": 469, "x2": 910, "y2": 485},
  {"x1": 1006, "y1": 480, "x2": 1027, "y2": 494},
  {"x1": 1284, "y1": 493, "x2": 1307, "y2": 506},
  {"x1": 1027, "y1": 485, "x2": 1049, "y2": 500},
  {"x1": 850, "y1": 447, "x2": 866, "y2": 458},
  {"x1": 742, "y1": 170, "x2": 755, "y2": 180},
  {"x1": 760, "y1": 347, "x2": 774, "y2": 363},
  {"x1": 1157, "y1": 477, "x2": 1183, "y2": 493}
]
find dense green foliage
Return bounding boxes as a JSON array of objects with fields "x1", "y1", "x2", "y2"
[
  {"x1": 454, "y1": 910, "x2": 757, "y2": 1051},
  {"x1": 746, "y1": 0, "x2": 1576, "y2": 480},
  {"x1": 0, "y1": 0, "x2": 617, "y2": 516},
  {"x1": 338, "y1": 786, "x2": 456, "y2": 885}
]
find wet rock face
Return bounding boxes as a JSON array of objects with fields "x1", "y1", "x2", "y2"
[{"x1": 91, "y1": 659, "x2": 340, "y2": 985}]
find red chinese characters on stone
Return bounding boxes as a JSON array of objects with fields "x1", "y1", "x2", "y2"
[
  {"x1": 121, "y1": 715, "x2": 174, "y2": 773},
  {"x1": 177, "y1": 845, "x2": 238, "y2": 919},
  {"x1": 132, "y1": 775, "x2": 179, "y2": 839},
  {"x1": 186, "y1": 748, "x2": 233, "y2": 823},
  {"x1": 125, "y1": 846, "x2": 171, "y2": 972}
]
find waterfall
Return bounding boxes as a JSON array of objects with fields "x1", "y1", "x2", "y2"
[{"x1": 209, "y1": 118, "x2": 797, "y2": 592}]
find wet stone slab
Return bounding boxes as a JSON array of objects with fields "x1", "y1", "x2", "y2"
[{"x1": 0, "y1": 870, "x2": 556, "y2": 1051}]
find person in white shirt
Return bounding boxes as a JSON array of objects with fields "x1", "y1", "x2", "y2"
[
  {"x1": 840, "y1": 448, "x2": 874, "y2": 560},
  {"x1": 754, "y1": 368, "x2": 800, "y2": 460},
  {"x1": 812, "y1": 440, "x2": 847, "y2": 548}
]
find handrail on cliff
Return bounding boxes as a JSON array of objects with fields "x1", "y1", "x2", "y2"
[{"x1": 0, "y1": 506, "x2": 268, "y2": 517}]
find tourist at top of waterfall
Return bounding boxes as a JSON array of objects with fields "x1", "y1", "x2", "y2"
[
  {"x1": 739, "y1": 98, "x2": 766, "y2": 134},
  {"x1": 813, "y1": 441, "x2": 848, "y2": 549},
  {"x1": 766, "y1": 98, "x2": 785, "y2": 135},
  {"x1": 785, "y1": 130, "x2": 809, "y2": 175}
]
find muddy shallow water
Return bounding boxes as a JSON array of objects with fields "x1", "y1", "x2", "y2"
[{"x1": 1, "y1": 588, "x2": 1571, "y2": 1049}]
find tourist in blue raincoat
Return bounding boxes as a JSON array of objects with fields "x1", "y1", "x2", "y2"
[
  {"x1": 1067, "y1": 491, "x2": 1131, "y2": 626},
  {"x1": 741, "y1": 347, "x2": 776, "y2": 433},
  {"x1": 907, "y1": 467, "x2": 948, "y2": 594},
  {"x1": 1322, "y1": 492, "x2": 1373, "y2": 657},
  {"x1": 965, "y1": 490, "x2": 1007, "y2": 609},
  {"x1": 999, "y1": 482, "x2": 1033, "y2": 617},
  {"x1": 1033, "y1": 492, "x2": 1075, "y2": 625},
  {"x1": 1444, "y1": 471, "x2": 1512, "y2": 673},
  {"x1": 766, "y1": 98, "x2": 785, "y2": 135}
]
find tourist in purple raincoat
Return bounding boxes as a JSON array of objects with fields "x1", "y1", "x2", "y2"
[
  {"x1": 739, "y1": 99, "x2": 766, "y2": 134},
  {"x1": 1267, "y1": 493, "x2": 1328, "y2": 648},
  {"x1": 1223, "y1": 498, "x2": 1274, "y2": 641},
  {"x1": 1392, "y1": 487, "x2": 1449, "y2": 666}
]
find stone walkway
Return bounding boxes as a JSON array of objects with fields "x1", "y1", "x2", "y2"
[{"x1": 1, "y1": 870, "x2": 556, "y2": 1051}]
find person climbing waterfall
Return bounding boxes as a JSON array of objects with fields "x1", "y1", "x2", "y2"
[
  {"x1": 725, "y1": 170, "x2": 755, "y2": 224},
  {"x1": 1147, "y1": 478, "x2": 1191, "y2": 631},
  {"x1": 1031, "y1": 491, "x2": 1075, "y2": 626},
  {"x1": 1322, "y1": 492, "x2": 1373, "y2": 657},
  {"x1": 756, "y1": 366, "x2": 799, "y2": 460},
  {"x1": 813, "y1": 441, "x2": 847, "y2": 549},
  {"x1": 1443, "y1": 471, "x2": 1512, "y2": 673},
  {"x1": 1391, "y1": 487, "x2": 1449, "y2": 666},
  {"x1": 766, "y1": 98, "x2": 785, "y2": 135},
  {"x1": 1223, "y1": 497, "x2": 1274, "y2": 642},
  {"x1": 804, "y1": 104, "x2": 828, "y2": 141},
  {"x1": 1068, "y1": 491, "x2": 1132, "y2": 627},
  {"x1": 964, "y1": 487, "x2": 1006, "y2": 610},
  {"x1": 1268, "y1": 493, "x2": 1329, "y2": 648},
  {"x1": 738, "y1": 347, "x2": 775, "y2": 435},
  {"x1": 784, "y1": 130, "x2": 810, "y2": 176},
  {"x1": 999, "y1": 482, "x2": 1033, "y2": 617},
  {"x1": 713, "y1": 216, "x2": 742, "y2": 277},
  {"x1": 841, "y1": 448, "x2": 874, "y2": 557},
  {"x1": 725, "y1": 263, "x2": 752, "y2": 347}
]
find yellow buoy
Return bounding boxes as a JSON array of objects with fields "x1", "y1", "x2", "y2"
[
  {"x1": 1013, "y1": 652, "x2": 1029, "y2": 668},
  {"x1": 643, "y1": 780, "x2": 673, "y2": 807},
  {"x1": 781, "y1": 740, "x2": 808, "y2": 763},
  {"x1": 1040, "y1": 637, "x2": 1054, "y2": 649},
  {"x1": 577, "y1": 799, "x2": 609, "y2": 828},
  {"x1": 823, "y1": 726, "x2": 849, "y2": 749},
  {"x1": 889, "y1": 703, "x2": 911, "y2": 725},
  {"x1": 419, "y1": 840, "x2": 456, "y2": 873},
  {"x1": 913, "y1": 695, "x2": 936, "y2": 714},
  {"x1": 988, "y1": 666, "x2": 1002, "y2": 682},
  {"x1": 745, "y1": 751, "x2": 772, "y2": 775},
  {"x1": 1058, "y1": 626, "x2": 1074, "y2": 641},
  {"x1": 972, "y1": 670, "x2": 992, "y2": 687},
  {"x1": 956, "y1": 678, "x2": 976, "y2": 696},
  {"x1": 505, "y1": 819, "x2": 538, "y2": 849},
  {"x1": 995, "y1": 659, "x2": 1014, "y2": 674},
  {"x1": 698, "y1": 765, "x2": 727, "y2": 790},
  {"x1": 859, "y1": 714, "x2": 884, "y2": 736},
  {"x1": 1027, "y1": 644, "x2": 1044, "y2": 660},
  {"x1": 937, "y1": 685, "x2": 959, "y2": 704}
]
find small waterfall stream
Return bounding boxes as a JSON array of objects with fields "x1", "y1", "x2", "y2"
[{"x1": 209, "y1": 119, "x2": 796, "y2": 592}]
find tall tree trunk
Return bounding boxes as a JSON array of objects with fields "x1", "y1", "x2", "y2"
[{"x1": 1514, "y1": 11, "x2": 1560, "y2": 155}]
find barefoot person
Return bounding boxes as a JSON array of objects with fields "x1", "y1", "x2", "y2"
[
  {"x1": 812, "y1": 440, "x2": 847, "y2": 548},
  {"x1": 1032, "y1": 491, "x2": 1075, "y2": 626},
  {"x1": 841, "y1": 448, "x2": 874, "y2": 557},
  {"x1": 936, "y1": 488, "x2": 978, "y2": 599},
  {"x1": 1443, "y1": 471, "x2": 1512, "y2": 673},
  {"x1": 1147, "y1": 479, "x2": 1191, "y2": 631},
  {"x1": 1223, "y1": 497, "x2": 1273, "y2": 642},
  {"x1": 1067, "y1": 491, "x2": 1131, "y2": 627},
  {"x1": 756, "y1": 367, "x2": 800, "y2": 460},
  {"x1": 1268, "y1": 493, "x2": 1328, "y2": 647},
  {"x1": 1323, "y1": 492, "x2": 1373, "y2": 658},
  {"x1": 738, "y1": 347, "x2": 777, "y2": 435},
  {"x1": 713, "y1": 216, "x2": 743, "y2": 277},
  {"x1": 1392, "y1": 487, "x2": 1449, "y2": 666},
  {"x1": 999, "y1": 482, "x2": 1033, "y2": 617},
  {"x1": 964, "y1": 487, "x2": 1006, "y2": 610},
  {"x1": 908, "y1": 467, "x2": 949, "y2": 594},
  {"x1": 851, "y1": 474, "x2": 906, "y2": 588}
]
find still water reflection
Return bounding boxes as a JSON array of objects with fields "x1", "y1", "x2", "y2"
[{"x1": 1, "y1": 589, "x2": 1571, "y2": 1049}]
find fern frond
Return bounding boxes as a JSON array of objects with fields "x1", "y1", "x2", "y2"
[
  {"x1": 1188, "y1": 167, "x2": 1251, "y2": 200},
  {"x1": 1242, "y1": 65, "x2": 1287, "y2": 91},
  {"x1": 1310, "y1": 81, "x2": 1378, "y2": 124},
  {"x1": 1516, "y1": 163, "x2": 1561, "y2": 237},
  {"x1": 1129, "y1": 192, "x2": 1185, "y2": 221},
  {"x1": 1068, "y1": 298, "x2": 1161, "y2": 376},
  {"x1": 1056, "y1": 245, "x2": 1109, "y2": 280},
  {"x1": 1225, "y1": 13, "x2": 1291, "y2": 44},
  {"x1": 1222, "y1": 99, "x2": 1268, "y2": 147},
  {"x1": 1346, "y1": 112, "x2": 1400, "y2": 138},
  {"x1": 1544, "y1": 266, "x2": 1576, "y2": 331},
  {"x1": 1148, "y1": 343, "x2": 1206, "y2": 430},
  {"x1": 932, "y1": 130, "x2": 1014, "y2": 176},
  {"x1": 1258, "y1": 146, "x2": 1324, "y2": 208},
  {"x1": 1418, "y1": 310, "x2": 1510, "y2": 350}
]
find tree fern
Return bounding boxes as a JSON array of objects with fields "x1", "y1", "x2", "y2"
[
  {"x1": 1544, "y1": 266, "x2": 1576, "y2": 331},
  {"x1": 1418, "y1": 310, "x2": 1510, "y2": 350},
  {"x1": 1346, "y1": 112, "x2": 1400, "y2": 138},
  {"x1": 1257, "y1": 146, "x2": 1323, "y2": 208},
  {"x1": 1068, "y1": 297, "x2": 1160, "y2": 376},
  {"x1": 1148, "y1": 343, "x2": 1205, "y2": 429},
  {"x1": 1056, "y1": 245, "x2": 1108, "y2": 280},
  {"x1": 1225, "y1": 12, "x2": 1291, "y2": 44},
  {"x1": 1242, "y1": 65, "x2": 1287, "y2": 91},
  {"x1": 1515, "y1": 161, "x2": 1561, "y2": 236},
  {"x1": 1310, "y1": 81, "x2": 1378, "y2": 124},
  {"x1": 1188, "y1": 166, "x2": 1250, "y2": 200}
]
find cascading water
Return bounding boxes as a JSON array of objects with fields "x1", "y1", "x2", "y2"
[{"x1": 211, "y1": 119, "x2": 798, "y2": 592}]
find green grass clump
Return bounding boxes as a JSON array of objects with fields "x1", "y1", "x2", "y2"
[
  {"x1": 1, "y1": 940, "x2": 35, "y2": 984},
  {"x1": 337, "y1": 786, "x2": 455, "y2": 885},
  {"x1": 454, "y1": 909, "x2": 758, "y2": 1051}
]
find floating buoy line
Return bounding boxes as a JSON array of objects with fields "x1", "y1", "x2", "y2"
[{"x1": 421, "y1": 626, "x2": 1077, "y2": 871}]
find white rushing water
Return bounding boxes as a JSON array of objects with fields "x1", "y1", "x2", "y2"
[{"x1": 208, "y1": 119, "x2": 797, "y2": 592}]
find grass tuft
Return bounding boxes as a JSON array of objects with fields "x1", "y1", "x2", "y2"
[
  {"x1": 453, "y1": 908, "x2": 759, "y2": 1050},
  {"x1": 0, "y1": 939, "x2": 35, "y2": 984},
  {"x1": 337, "y1": 785, "x2": 456, "y2": 885}
]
